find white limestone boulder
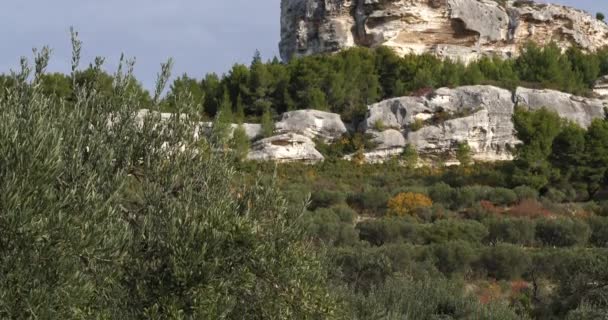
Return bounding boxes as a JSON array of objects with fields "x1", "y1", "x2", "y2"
[{"x1": 247, "y1": 133, "x2": 324, "y2": 163}]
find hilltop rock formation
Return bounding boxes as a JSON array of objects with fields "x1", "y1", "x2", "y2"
[{"x1": 280, "y1": 0, "x2": 608, "y2": 62}]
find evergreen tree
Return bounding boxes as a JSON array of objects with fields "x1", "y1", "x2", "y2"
[
  {"x1": 582, "y1": 119, "x2": 608, "y2": 194},
  {"x1": 249, "y1": 51, "x2": 273, "y2": 114},
  {"x1": 235, "y1": 94, "x2": 246, "y2": 124},
  {"x1": 230, "y1": 124, "x2": 251, "y2": 160},
  {"x1": 164, "y1": 74, "x2": 205, "y2": 112},
  {"x1": 512, "y1": 107, "x2": 563, "y2": 189},
  {"x1": 456, "y1": 142, "x2": 473, "y2": 167},
  {"x1": 260, "y1": 107, "x2": 275, "y2": 138},
  {"x1": 212, "y1": 89, "x2": 234, "y2": 146},
  {"x1": 201, "y1": 73, "x2": 222, "y2": 116},
  {"x1": 567, "y1": 47, "x2": 600, "y2": 88},
  {"x1": 550, "y1": 122, "x2": 586, "y2": 183}
]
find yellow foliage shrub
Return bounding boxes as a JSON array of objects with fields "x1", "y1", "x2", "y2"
[{"x1": 387, "y1": 192, "x2": 433, "y2": 217}]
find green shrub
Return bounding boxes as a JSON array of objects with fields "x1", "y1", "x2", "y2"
[
  {"x1": 588, "y1": 216, "x2": 608, "y2": 247},
  {"x1": 453, "y1": 186, "x2": 479, "y2": 209},
  {"x1": 357, "y1": 218, "x2": 420, "y2": 246},
  {"x1": 544, "y1": 188, "x2": 567, "y2": 203},
  {"x1": 514, "y1": 185, "x2": 539, "y2": 202},
  {"x1": 333, "y1": 205, "x2": 358, "y2": 224},
  {"x1": 431, "y1": 241, "x2": 479, "y2": 276},
  {"x1": 598, "y1": 201, "x2": 608, "y2": 217},
  {"x1": 476, "y1": 244, "x2": 531, "y2": 280},
  {"x1": 552, "y1": 249, "x2": 608, "y2": 316},
  {"x1": 332, "y1": 246, "x2": 393, "y2": 291},
  {"x1": 486, "y1": 218, "x2": 536, "y2": 246},
  {"x1": 429, "y1": 182, "x2": 455, "y2": 208},
  {"x1": 422, "y1": 219, "x2": 489, "y2": 244},
  {"x1": 347, "y1": 187, "x2": 390, "y2": 215},
  {"x1": 310, "y1": 189, "x2": 346, "y2": 209},
  {"x1": 410, "y1": 118, "x2": 425, "y2": 132},
  {"x1": 342, "y1": 276, "x2": 526, "y2": 320},
  {"x1": 535, "y1": 218, "x2": 591, "y2": 247},
  {"x1": 373, "y1": 119, "x2": 386, "y2": 131},
  {"x1": 488, "y1": 187, "x2": 518, "y2": 205}
]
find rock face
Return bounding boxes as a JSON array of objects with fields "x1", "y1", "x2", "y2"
[
  {"x1": 134, "y1": 84, "x2": 608, "y2": 164},
  {"x1": 361, "y1": 86, "x2": 519, "y2": 161},
  {"x1": 370, "y1": 129, "x2": 407, "y2": 150},
  {"x1": 515, "y1": 87, "x2": 608, "y2": 128},
  {"x1": 275, "y1": 109, "x2": 348, "y2": 142},
  {"x1": 280, "y1": 0, "x2": 608, "y2": 62},
  {"x1": 361, "y1": 96, "x2": 429, "y2": 132},
  {"x1": 594, "y1": 75, "x2": 608, "y2": 98},
  {"x1": 247, "y1": 133, "x2": 324, "y2": 163},
  {"x1": 359, "y1": 85, "x2": 608, "y2": 163},
  {"x1": 415, "y1": 86, "x2": 518, "y2": 161}
]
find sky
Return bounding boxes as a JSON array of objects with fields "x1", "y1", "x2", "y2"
[{"x1": 0, "y1": 0, "x2": 604, "y2": 89}]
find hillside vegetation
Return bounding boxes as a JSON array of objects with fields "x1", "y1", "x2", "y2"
[
  {"x1": 2, "y1": 43, "x2": 607, "y2": 124},
  {"x1": 1, "y1": 34, "x2": 608, "y2": 319}
]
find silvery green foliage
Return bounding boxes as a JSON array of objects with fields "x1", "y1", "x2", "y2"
[
  {"x1": 342, "y1": 277, "x2": 527, "y2": 320},
  {"x1": 0, "y1": 36, "x2": 335, "y2": 319}
]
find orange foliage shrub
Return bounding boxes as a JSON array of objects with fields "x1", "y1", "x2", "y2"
[
  {"x1": 387, "y1": 192, "x2": 433, "y2": 217},
  {"x1": 507, "y1": 199, "x2": 553, "y2": 218},
  {"x1": 510, "y1": 280, "x2": 530, "y2": 295},
  {"x1": 478, "y1": 282, "x2": 503, "y2": 305},
  {"x1": 480, "y1": 200, "x2": 504, "y2": 215}
]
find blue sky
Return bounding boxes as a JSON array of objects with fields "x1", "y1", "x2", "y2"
[{"x1": 0, "y1": 0, "x2": 604, "y2": 89}]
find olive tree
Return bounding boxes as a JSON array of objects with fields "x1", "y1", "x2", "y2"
[{"x1": 0, "y1": 32, "x2": 336, "y2": 319}]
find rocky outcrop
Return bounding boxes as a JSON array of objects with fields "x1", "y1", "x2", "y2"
[
  {"x1": 361, "y1": 97, "x2": 429, "y2": 131},
  {"x1": 247, "y1": 133, "x2": 324, "y2": 163},
  {"x1": 359, "y1": 85, "x2": 608, "y2": 163},
  {"x1": 134, "y1": 84, "x2": 608, "y2": 164},
  {"x1": 360, "y1": 86, "x2": 519, "y2": 161},
  {"x1": 594, "y1": 75, "x2": 608, "y2": 98},
  {"x1": 515, "y1": 87, "x2": 608, "y2": 128},
  {"x1": 407, "y1": 108, "x2": 516, "y2": 161},
  {"x1": 134, "y1": 110, "x2": 263, "y2": 140},
  {"x1": 280, "y1": 0, "x2": 608, "y2": 62},
  {"x1": 275, "y1": 109, "x2": 348, "y2": 142},
  {"x1": 370, "y1": 129, "x2": 407, "y2": 150}
]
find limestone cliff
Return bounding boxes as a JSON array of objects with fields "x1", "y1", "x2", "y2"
[
  {"x1": 358, "y1": 85, "x2": 608, "y2": 163},
  {"x1": 135, "y1": 87, "x2": 607, "y2": 164},
  {"x1": 280, "y1": 0, "x2": 608, "y2": 62}
]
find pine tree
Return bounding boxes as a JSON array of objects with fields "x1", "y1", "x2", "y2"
[
  {"x1": 212, "y1": 89, "x2": 234, "y2": 146},
  {"x1": 249, "y1": 50, "x2": 273, "y2": 114},
  {"x1": 260, "y1": 107, "x2": 275, "y2": 138},
  {"x1": 456, "y1": 142, "x2": 473, "y2": 167},
  {"x1": 512, "y1": 107, "x2": 563, "y2": 189},
  {"x1": 231, "y1": 124, "x2": 250, "y2": 160},
  {"x1": 235, "y1": 94, "x2": 246, "y2": 124}
]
